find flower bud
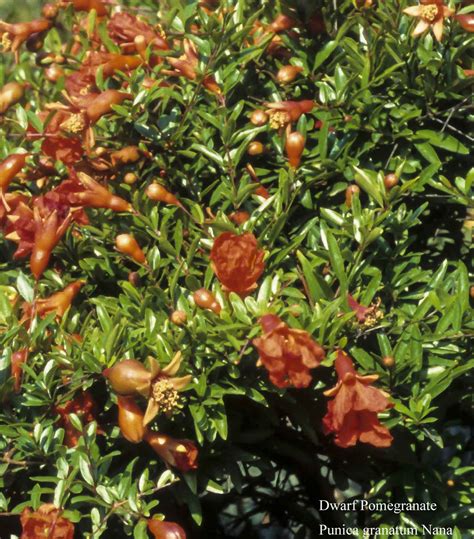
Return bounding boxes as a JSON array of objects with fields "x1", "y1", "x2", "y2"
[
  {"x1": 345, "y1": 185, "x2": 360, "y2": 207},
  {"x1": 148, "y1": 519, "x2": 186, "y2": 539},
  {"x1": 384, "y1": 173, "x2": 398, "y2": 190},
  {"x1": 276, "y1": 65, "x2": 303, "y2": 84},
  {"x1": 250, "y1": 109, "x2": 268, "y2": 126},
  {"x1": 382, "y1": 356, "x2": 395, "y2": 368},
  {"x1": 247, "y1": 141, "x2": 265, "y2": 156},
  {"x1": 86, "y1": 90, "x2": 132, "y2": 124},
  {"x1": 0, "y1": 82, "x2": 25, "y2": 114},
  {"x1": 26, "y1": 32, "x2": 46, "y2": 52},
  {"x1": 0, "y1": 153, "x2": 29, "y2": 190},
  {"x1": 42, "y1": 3, "x2": 59, "y2": 19},
  {"x1": 229, "y1": 210, "x2": 250, "y2": 225},
  {"x1": 124, "y1": 172, "x2": 138, "y2": 185},
  {"x1": 193, "y1": 288, "x2": 221, "y2": 314},
  {"x1": 285, "y1": 131, "x2": 305, "y2": 168},
  {"x1": 456, "y1": 14, "x2": 474, "y2": 32},
  {"x1": 270, "y1": 14, "x2": 298, "y2": 33},
  {"x1": 115, "y1": 234, "x2": 146, "y2": 264},
  {"x1": 170, "y1": 310, "x2": 187, "y2": 326},
  {"x1": 11, "y1": 349, "x2": 28, "y2": 393},
  {"x1": 146, "y1": 183, "x2": 181, "y2": 206},
  {"x1": 103, "y1": 359, "x2": 151, "y2": 396},
  {"x1": 470, "y1": 285, "x2": 474, "y2": 299},
  {"x1": 45, "y1": 64, "x2": 64, "y2": 82},
  {"x1": 117, "y1": 396, "x2": 146, "y2": 443},
  {"x1": 128, "y1": 272, "x2": 140, "y2": 286}
]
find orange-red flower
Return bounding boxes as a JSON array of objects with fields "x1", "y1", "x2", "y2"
[
  {"x1": 322, "y1": 350, "x2": 393, "y2": 448},
  {"x1": 166, "y1": 39, "x2": 221, "y2": 95},
  {"x1": 2, "y1": 199, "x2": 36, "y2": 259},
  {"x1": 30, "y1": 209, "x2": 73, "y2": 280},
  {"x1": 104, "y1": 352, "x2": 192, "y2": 427},
  {"x1": 55, "y1": 390, "x2": 99, "y2": 447},
  {"x1": 210, "y1": 232, "x2": 265, "y2": 294},
  {"x1": 403, "y1": 1, "x2": 454, "y2": 42},
  {"x1": 265, "y1": 99, "x2": 314, "y2": 129},
  {"x1": 145, "y1": 431, "x2": 198, "y2": 472},
  {"x1": 347, "y1": 293, "x2": 383, "y2": 327},
  {"x1": 148, "y1": 519, "x2": 186, "y2": 539},
  {"x1": 252, "y1": 314, "x2": 325, "y2": 388},
  {"x1": 11, "y1": 348, "x2": 29, "y2": 393},
  {"x1": 107, "y1": 12, "x2": 169, "y2": 54},
  {"x1": 0, "y1": 19, "x2": 52, "y2": 61},
  {"x1": 21, "y1": 281, "x2": 84, "y2": 324},
  {"x1": 20, "y1": 504, "x2": 74, "y2": 539},
  {"x1": 64, "y1": 170, "x2": 132, "y2": 212}
]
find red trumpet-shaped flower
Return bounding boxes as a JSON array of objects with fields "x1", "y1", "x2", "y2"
[
  {"x1": 0, "y1": 19, "x2": 52, "y2": 61},
  {"x1": 3, "y1": 200, "x2": 35, "y2": 259},
  {"x1": 210, "y1": 232, "x2": 265, "y2": 294},
  {"x1": 65, "y1": 170, "x2": 132, "y2": 212},
  {"x1": 55, "y1": 391, "x2": 100, "y2": 447},
  {"x1": 145, "y1": 431, "x2": 198, "y2": 472},
  {"x1": 22, "y1": 281, "x2": 84, "y2": 323},
  {"x1": 166, "y1": 39, "x2": 221, "y2": 95},
  {"x1": 11, "y1": 348, "x2": 29, "y2": 393},
  {"x1": 20, "y1": 504, "x2": 74, "y2": 539},
  {"x1": 30, "y1": 209, "x2": 73, "y2": 280},
  {"x1": 107, "y1": 12, "x2": 169, "y2": 54},
  {"x1": 252, "y1": 314, "x2": 325, "y2": 388},
  {"x1": 265, "y1": 99, "x2": 314, "y2": 129},
  {"x1": 322, "y1": 350, "x2": 393, "y2": 448},
  {"x1": 347, "y1": 293, "x2": 383, "y2": 327}
]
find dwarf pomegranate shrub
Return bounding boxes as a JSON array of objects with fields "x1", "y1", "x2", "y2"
[{"x1": 0, "y1": 0, "x2": 473, "y2": 537}]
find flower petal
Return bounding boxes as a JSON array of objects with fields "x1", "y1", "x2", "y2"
[
  {"x1": 161, "y1": 351, "x2": 182, "y2": 377},
  {"x1": 432, "y1": 19, "x2": 444, "y2": 41},
  {"x1": 403, "y1": 5, "x2": 423, "y2": 16},
  {"x1": 412, "y1": 19, "x2": 430, "y2": 36}
]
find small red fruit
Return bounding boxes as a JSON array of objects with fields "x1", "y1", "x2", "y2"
[
  {"x1": 103, "y1": 359, "x2": 151, "y2": 396},
  {"x1": 384, "y1": 173, "x2": 399, "y2": 190}
]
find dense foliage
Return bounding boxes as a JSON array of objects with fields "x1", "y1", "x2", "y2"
[{"x1": 0, "y1": 0, "x2": 473, "y2": 537}]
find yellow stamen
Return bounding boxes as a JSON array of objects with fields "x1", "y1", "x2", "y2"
[
  {"x1": 1, "y1": 32, "x2": 12, "y2": 52},
  {"x1": 421, "y1": 4, "x2": 439, "y2": 22},
  {"x1": 60, "y1": 113, "x2": 86, "y2": 134},
  {"x1": 152, "y1": 378, "x2": 180, "y2": 413},
  {"x1": 269, "y1": 110, "x2": 290, "y2": 129}
]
